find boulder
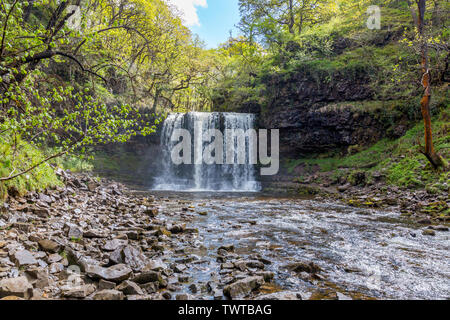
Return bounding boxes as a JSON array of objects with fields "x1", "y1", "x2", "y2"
[
  {"x1": 38, "y1": 240, "x2": 61, "y2": 253},
  {"x1": 116, "y1": 280, "x2": 144, "y2": 295},
  {"x1": 0, "y1": 276, "x2": 33, "y2": 299},
  {"x1": 86, "y1": 264, "x2": 133, "y2": 283},
  {"x1": 223, "y1": 276, "x2": 264, "y2": 299},
  {"x1": 11, "y1": 250, "x2": 38, "y2": 267}
]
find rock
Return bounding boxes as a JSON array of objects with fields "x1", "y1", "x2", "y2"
[
  {"x1": 433, "y1": 225, "x2": 449, "y2": 232},
  {"x1": 418, "y1": 218, "x2": 432, "y2": 225},
  {"x1": 422, "y1": 229, "x2": 436, "y2": 236},
  {"x1": 98, "y1": 279, "x2": 116, "y2": 290},
  {"x1": 223, "y1": 276, "x2": 264, "y2": 299},
  {"x1": 338, "y1": 184, "x2": 351, "y2": 193},
  {"x1": 102, "y1": 239, "x2": 128, "y2": 252},
  {"x1": 83, "y1": 229, "x2": 107, "y2": 239},
  {"x1": 188, "y1": 284, "x2": 199, "y2": 294},
  {"x1": 109, "y1": 245, "x2": 146, "y2": 272},
  {"x1": 67, "y1": 225, "x2": 83, "y2": 240},
  {"x1": 139, "y1": 282, "x2": 159, "y2": 294},
  {"x1": 176, "y1": 294, "x2": 191, "y2": 300},
  {"x1": 47, "y1": 253, "x2": 62, "y2": 264},
  {"x1": 234, "y1": 260, "x2": 264, "y2": 270},
  {"x1": 143, "y1": 259, "x2": 168, "y2": 272},
  {"x1": 168, "y1": 224, "x2": 186, "y2": 234},
  {"x1": 132, "y1": 271, "x2": 165, "y2": 286},
  {"x1": 25, "y1": 268, "x2": 50, "y2": 289},
  {"x1": 116, "y1": 280, "x2": 144, "y2": 295},
  {"x1": 62, "y1": 284, "x2": 96, "y2": 299},
  {"x1": 285, "y1": 262, "x2": 322, "y2": 274},
  {"x1": 86, "y1": 264, "x2": 133, "y2": 283},
  {"x1": 93, "y1": 290, "x2": 124, "y2": 301},
  {"x1": 173, "y1": 264, "x2": 187, "y2": 273},
  {"x1": 144, "y1": 207, "x2": 159, "y2": 217},
  {"x1": 12, "y1": 250, "x2": 38, "y2": 267},
  {"x1": 38, "y1": 240, "x2": 61, "y2": 253},
  {"x1": 258, "y1": 291, "x2": 302, "y2": 300},
  {"x1": 218, "y1": 244, "x2": 234, "y2": 252},
  {"x1": 121, "y1": 246, "x2": 146, "y2": 271},
  {"x1": 0, "y1": 276, "x2": 33, "y2": 299}
]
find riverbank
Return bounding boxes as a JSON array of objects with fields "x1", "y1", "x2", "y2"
[{"x1": 1, "y1": 170, "x2": 448, "y2": 300}]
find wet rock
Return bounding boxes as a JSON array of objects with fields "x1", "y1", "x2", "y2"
[
  {"x1": 285, "y1": 262, "x2": 322, "y2": 274},
  {"x1": 143, "y1": 259, "x2": 168, "y2": 272},
  {"x1": 139, "y1": 282, "x2": 159, "y2": 294},
  {"x1": 11, "y1": 250, "x2": 38, "y2": 267},
  {"x1": 176, "y1": 293, "x2": 192, "y2": 300},
  {"x1": 422, "y1": 229, "x2": 436, "y2": 236},
  {"x1": 86, "y1": 264, "x2": 133, "y2": 283},
  {"x1": 0, "y1": 276, "x2": 33, "y2": 299},
  {"x1": 234, "y1": 260, "x2": 264, "y2": 270},
  {"x1": 189, "y1": 284, "x2": 199, "y2": 294},
  {"x1": 223, "y1": 276, "x2": 265, "y2": 299},
  {"x1": 38, "y1": 240, "x2": 61, "y2": 253},
  {"x1": 93, "y1": 289, "x2": 124, "y2": 301},
  {"x1": 116, "y1": 280, "x2": 144, "y2": 295},
  {"x1": 168, "y1": 224, "x2": 186, "y2": 234},
  {"x1": 218, "y1": 244, "x2": 234, "y2": 253},
  {"x1": 132, "y1": 271, "x2": 165, "y2": 286}
]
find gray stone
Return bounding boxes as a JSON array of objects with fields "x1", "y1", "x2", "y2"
[
  {"x1": 116, "y1": 280, "x2": 144, "y2": 295},
  {"x1": 102, "y1": 239, "x2": 128, "y2": 252},
  {"x1": 12, "y1": 250, "x2": 38, "y2": 266},
  {"x1": 86, "y1": 264, "x2": 133, "y2": 283}
]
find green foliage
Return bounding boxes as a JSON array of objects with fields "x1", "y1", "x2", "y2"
[{"x1": 0, "y1": 135, "x2": 62, "y2": 199}]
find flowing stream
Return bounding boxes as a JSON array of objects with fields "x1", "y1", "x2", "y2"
[
  {"x1": 146, "y1": 192, "x2": 450, "y2": 300},
  {"x1": 147, "y1": 112, "x2": 449, "y2": 300}
]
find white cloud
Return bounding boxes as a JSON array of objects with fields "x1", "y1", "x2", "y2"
[{"x1": 168, "y1": 0, "x2": 207, "y2": 27}]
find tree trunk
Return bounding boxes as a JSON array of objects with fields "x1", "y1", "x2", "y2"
[
  {"x1": 288, "y1": 0, "x2": 295, "y2": 34},
  {"x1": 415, "y1": 0, "x2": 446, "y2": 169}
]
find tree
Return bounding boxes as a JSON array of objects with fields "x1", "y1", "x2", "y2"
[{"x1": 409, "y1": 0, "x2": 447, "y2": 169}]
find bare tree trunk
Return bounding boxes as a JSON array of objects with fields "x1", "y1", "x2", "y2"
[{"x1": 415, "y1": 0, "x2": 446, "y2": 169}]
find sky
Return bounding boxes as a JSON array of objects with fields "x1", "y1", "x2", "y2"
[{"x1": 168, "y1": 0, "x2": 241, "y2": 49}]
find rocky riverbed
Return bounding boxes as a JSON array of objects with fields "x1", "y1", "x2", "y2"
[{"x1": 0, "y1": 170, "x2": 448, "y2": 300}]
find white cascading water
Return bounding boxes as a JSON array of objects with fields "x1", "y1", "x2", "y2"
[{"x1": 153, "y1": 112, "x2": 261, "y2": 192}]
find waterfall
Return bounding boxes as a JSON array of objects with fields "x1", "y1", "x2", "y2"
[{"x1": 153, "y1": 112, "x2": 261, "y2": 192}]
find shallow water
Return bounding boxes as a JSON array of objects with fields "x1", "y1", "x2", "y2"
[{"x1": 148, "y1": 192, "x2": 450, "y2": 300}]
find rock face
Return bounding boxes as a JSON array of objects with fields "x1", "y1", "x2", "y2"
[
  {"x1": 227, "y1": 69, "x2": 406, "y2": 156},
  {"x1": 223, "y1": 276, "x2": 265, "y2": 299},
  {"x1": 0, "y1": 277, "x2": 33, "y2": 299}
]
